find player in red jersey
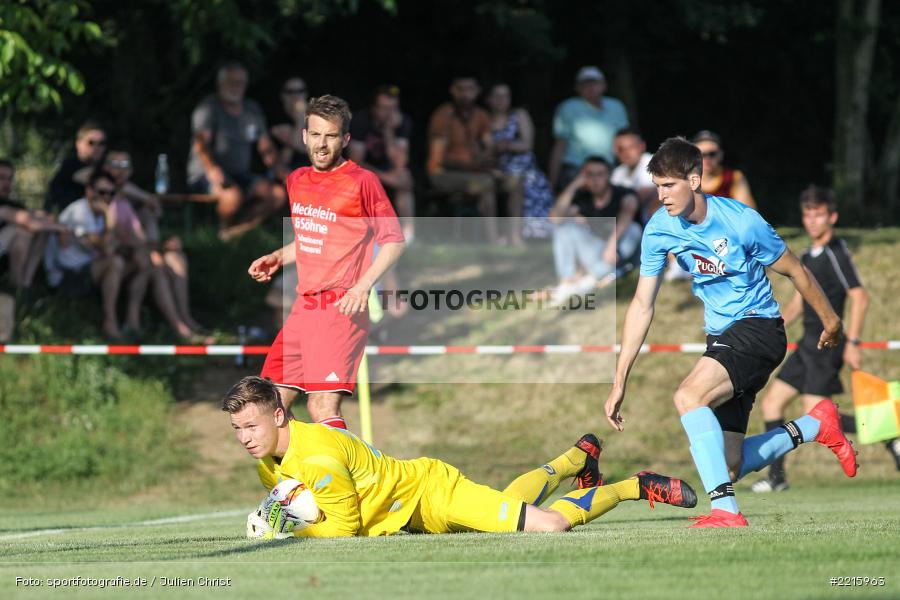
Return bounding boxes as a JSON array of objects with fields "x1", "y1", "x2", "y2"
[{"x1": 248, "y1": 95, "x2": 405, "y2": 429}]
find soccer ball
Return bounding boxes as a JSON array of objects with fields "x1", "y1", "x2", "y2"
[{"x1": 270, "y1": 478, "x2": 322, "y2": 524}]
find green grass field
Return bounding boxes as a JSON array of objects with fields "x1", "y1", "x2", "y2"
[
  {"x1": 3, "y1": 228, "x2": 900, "y2": 599},
  {"x1": 2, "y1": 483, "x2": 898, "y2": 599}
]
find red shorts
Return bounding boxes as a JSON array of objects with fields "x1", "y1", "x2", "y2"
[{"x1": 260, "y1": 293, "x2": 370, "y2": 394}]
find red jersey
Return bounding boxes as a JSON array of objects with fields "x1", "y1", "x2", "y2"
[{"x1": 285, "y1": 160, "x2": 403, "y2": 295}]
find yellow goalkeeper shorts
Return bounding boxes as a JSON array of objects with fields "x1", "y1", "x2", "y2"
[{"x1": 407, "y1": 460, "x2": 526, "y2": 534}]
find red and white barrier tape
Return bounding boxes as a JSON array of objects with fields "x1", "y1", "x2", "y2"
[{"x1": 0, "y1": 341, "x2": 898, "y2": 356}]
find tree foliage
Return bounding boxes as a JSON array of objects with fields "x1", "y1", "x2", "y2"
[{"x1": 0, "y1": 0, "x2": 107, "y2": 112}]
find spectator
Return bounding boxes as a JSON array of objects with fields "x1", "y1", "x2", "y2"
[
  {"x1": 427, "y1": 76, "x2": 522, "y2": 245},
  {"x1": 611, "y1": 127, "x2": 658, "y2": 222},
  {"x1": 106, "y1": 150, "x2": 203, "y2": 339},
  {"x1": 51, "y1": 170, "x2": 143, "y2": 339},
  {"x1": 46, "y1": 121, "x2": 107, "y2": 214},
  {"x1": 270, "y1": 76, "x2": 312, "y2": 173},
  {"x1": 692, "y1": 130, "x2": 756, "y2": 208},
  {"x1": 0, "y1": 159, "x2": 66, "y2": 293},
  {"x1": 486, "y1": 83, "x2": 554, "y2": 240},
  {"x1": 349, "y1": 84, "x2": 416, "y2": 241},
  {"x1": 548, "y1": 156, "x2": 641, "y2": 305},
  {"x1": 549, "y1": 66, "x2": 629, "y2": 191},
  {"x1": 187, "y1": 61, "x2": 281, "y2": 237}
]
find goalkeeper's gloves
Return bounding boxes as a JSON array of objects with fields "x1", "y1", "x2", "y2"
[{"x1": 246, "y1": 489, "x2": 298, "y2": 540}]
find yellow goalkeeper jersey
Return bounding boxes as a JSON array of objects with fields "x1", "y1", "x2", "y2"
[{"x1": 257, "y1": 420, "x2": 435, "y2": 537}]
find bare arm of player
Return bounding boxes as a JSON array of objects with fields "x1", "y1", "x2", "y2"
[
  {"x1": 843, "y1": 286, "x2": 870, "y2": 370},
  {"x1": 782, "y1": 291, "x2": 803, "y2": 326},
  {"x1": 768, "y1": 249, "x2": 842, "y2": 349},
  {"x1": 248, "y1": 242, "x2": 297, "y2": 283},
  {"x1": 335, "y1": 241, "x2": 406, "y2": 316},
  {"x1": 605, "y1": 274, "x2": 663, "y2": 431}
]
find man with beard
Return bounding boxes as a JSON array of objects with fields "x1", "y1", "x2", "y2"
[{"x1": 248, "y1": 95, "x2": 405, "y2": 430}]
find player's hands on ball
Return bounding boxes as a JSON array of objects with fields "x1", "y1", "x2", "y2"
[
  {"x1": 605, "y1": 386, "x2": 626, "y2": 432},
  {"x1": 337, "y1": 285, "x2": 369, "y2": 316},
  {"x1": 248, "y1": 253, "x2": 282, "y2": 283}
]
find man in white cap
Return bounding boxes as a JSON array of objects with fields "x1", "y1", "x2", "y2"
[{"x1": 549, "y1": 66, "x2": 629, "y2": 192}]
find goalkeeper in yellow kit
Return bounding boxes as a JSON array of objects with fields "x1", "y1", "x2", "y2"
[{"x1": 224, "y1": 376, "x2": 697, "y2": 537}]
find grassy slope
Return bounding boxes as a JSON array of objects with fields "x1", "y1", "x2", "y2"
[{"x1": 1, "y1": 484, "x2": 898, "y2": 600}]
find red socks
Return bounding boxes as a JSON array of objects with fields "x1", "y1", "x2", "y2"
[{"x1": 318, "y1": 416, "x2": 347, "y2": 430}]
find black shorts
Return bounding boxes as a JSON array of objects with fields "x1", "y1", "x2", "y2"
[
  {"x1": 776, "y1": 333, "x2": 845, "y2": 397},
  {"x1": 704, "y1": 317, "x2": 787, "y2": 434}
]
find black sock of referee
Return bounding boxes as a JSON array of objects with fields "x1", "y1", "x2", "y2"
[
  {"x1": 839, "y1": 412, "x2": 856, "y2": 433},
  {"x1": 765, "y1": 419, "x2": 787, "y2": 483}
]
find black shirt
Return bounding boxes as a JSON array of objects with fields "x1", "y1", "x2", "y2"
[
  {"x1": 46, "y1": 156, "x2": 89, "y2": 214},
  {"x1": 0, "y1": 197, "x2": 26, "y2": 228},
  {"x1": 349, "y1": 109, "x2": 412, "y2": 172},
  {"x1": 572, "y1": 185, "x2": 636, "y2": 237},
  {"x1": 801, "y1": 236, "x2": 862, "y2": 335}
]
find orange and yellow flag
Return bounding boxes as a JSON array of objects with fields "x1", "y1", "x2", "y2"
[{"x1": 851, "y1": 371, "x2": 900, "y2": 444}]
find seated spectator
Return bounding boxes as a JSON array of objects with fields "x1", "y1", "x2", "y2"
[
  {"x1": 187, "y1": 61, "x2": 281, "y2": 238},
  {"x1": 51, "y1": 170, "x2": 143, "y2": 339},
  {"x1": 486, "y1": 83, "x2": 554, "y2": 240},
  {"x1": 548, "y1": 156, "x2": 641, "y2": 304},
  {"x1": 46, "y1": 121, "x2": 107, "y2": 214},
  {"x1": 0, "y1": 159, "x2": 66, "y2": 294},
  {"x1": 349, "y1": 84, "x2": 415, "y2": 241},
  {"x1": 549, "y1": 67, "x2": 629, "y2": 192},
  {"x1": 611, "y1": 127, "x2": 658, "y2": 221},
  {"x1": 427, "y1": 76, "x2": 522, "y2": 245},
  {"x1": 106, "y1": 150, "x2": 203, "y2": 339},
  {"x1": 692, "y1": 130, "x2": 756, "y2": 208},
  {"x1": 270, "y1": 76, "x2": 312, "y2": 173}
]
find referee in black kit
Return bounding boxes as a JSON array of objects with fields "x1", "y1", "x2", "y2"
[{"x1": 752, "y1": 185, "x2": 900, "y2": 492}]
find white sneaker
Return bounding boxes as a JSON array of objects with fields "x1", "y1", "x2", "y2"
[
  {"x1": 572, "y1": 274, "x2": 598, "y2": 295},
  {"x1": 750, "y1": 478, "x2": 789, "y2": 493},
  {"x1": 549, "y1": 282, "x2": 579, "y2": 307}
]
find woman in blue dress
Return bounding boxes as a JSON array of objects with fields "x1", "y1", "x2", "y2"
[{"x1": 486, "y1": 83, "x2": 555, "y2": 239}]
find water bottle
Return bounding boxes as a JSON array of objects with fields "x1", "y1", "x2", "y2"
[
  {"x1": 235, "y1": 325, "x2": 247, "y2": 368},
  {"x1": 154, "y1": 154, "x2": 169, "y2": 194}
]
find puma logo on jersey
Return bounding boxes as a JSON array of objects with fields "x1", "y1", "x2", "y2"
[{"x1": 691, "y1": 253, "x2": 726, "y2": 276}]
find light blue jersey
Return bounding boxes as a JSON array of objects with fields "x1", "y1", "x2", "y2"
[{"x1": 640, "y1": 195, "x2": 786, "y2": 335}]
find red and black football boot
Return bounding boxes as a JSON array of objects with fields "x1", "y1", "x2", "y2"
[
  {"x1": 573, "y1": 434, "x2": 604, "y2": 489},
  {"x1": 688, "y1": 509, "x2": 749, "y2": 528},
  {"x1": 636, "y1": 471, "x2": 698, "y2": 509}
]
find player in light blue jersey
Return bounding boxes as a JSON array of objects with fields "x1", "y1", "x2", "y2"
[{"x1": 604, "y1": 137, "x2": 857, "y2": 528}]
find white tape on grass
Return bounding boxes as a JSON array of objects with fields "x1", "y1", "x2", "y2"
[{"x1": 0, "y1": 509, "x2": 247, "y2": 542}]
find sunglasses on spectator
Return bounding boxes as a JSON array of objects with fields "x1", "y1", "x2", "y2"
[
  {"x1": 283, "y1": 86, "x2": 306, "y2": 94},
  {"x1": 92, "y1": 188, "x2": 115, "y2": 197},
  {"x1": 701, "y1": 150, "x2": 722, "y2": 158},
  {"x1": 108, "y1": 160, "x2": 131, "y2": 168}
]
